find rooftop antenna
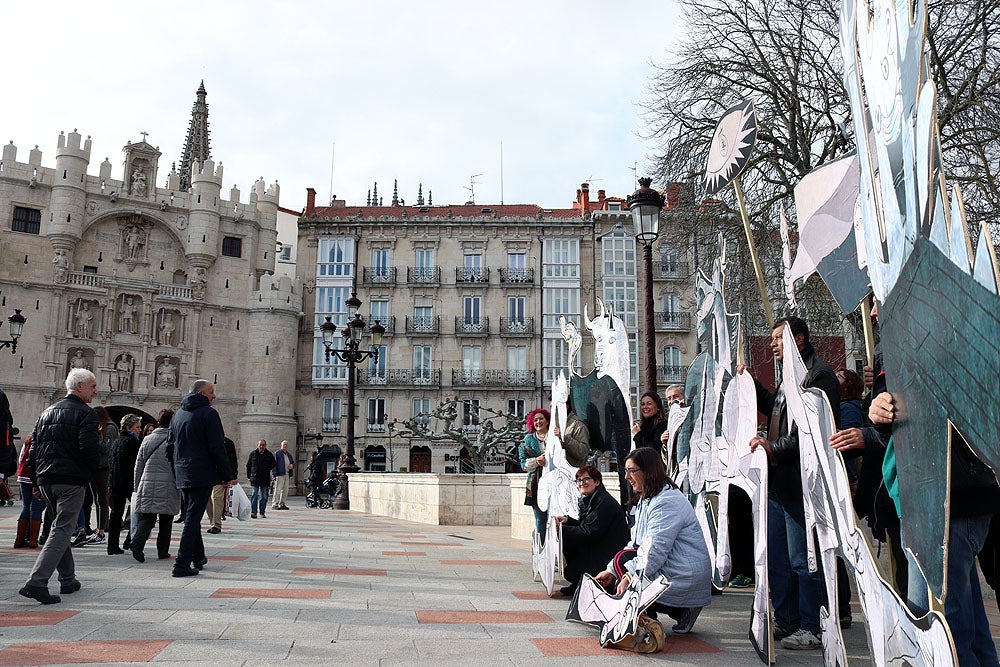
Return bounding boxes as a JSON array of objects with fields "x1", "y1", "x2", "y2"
[
  {"x1": 629, "y1": 162, "x2": 638, "y2": 189},
  {"x1": 499, "y1": 142, "x2": 504, "y2": 205},
  {"x1": 328, "y1": 142, "x2": 336, "y2": 205},
  {"x1": 464, "y1": 173, "x2": 483, "y2": 204},
  {"x1": 583, "y1": 175, "x2": 604, "y2": 186}
]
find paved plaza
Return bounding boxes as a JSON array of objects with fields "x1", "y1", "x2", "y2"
[{"x1": 0, "y1": 502, "x2": 997, "y2": 666}]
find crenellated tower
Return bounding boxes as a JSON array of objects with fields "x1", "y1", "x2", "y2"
[
  {"x1": 253, "y1": 177, "x2": 280, "y2": 277},
  {"x1": 47, "y1": 129, "x2": 92, "y2": 263},
  {"x1": 185, "y1": 158, "x2": 224, "y2": 282}
]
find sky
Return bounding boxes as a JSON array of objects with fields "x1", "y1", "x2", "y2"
[{"x1": 3, "y1": 1, "x2": 683, "y2": 212}]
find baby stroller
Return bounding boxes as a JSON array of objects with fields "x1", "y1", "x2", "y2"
[{"x1": 304, "y1": 449, "x2": 340, "y2": 509}]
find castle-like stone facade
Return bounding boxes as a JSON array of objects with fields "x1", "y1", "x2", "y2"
[{"x1": 0, "y1": 129, "x2": 301, "y2": 470}]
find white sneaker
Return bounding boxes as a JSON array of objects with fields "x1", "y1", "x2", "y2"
[{"x1": 780, "y1": 628, "x2": 822, "y2": 650}]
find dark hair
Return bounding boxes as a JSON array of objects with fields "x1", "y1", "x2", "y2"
[
  {"x1": 773, "y1": 315, "x2": 809, "y2": 344},
  {"x1": 624, "y1": 446, "x2": 676, "y2": 500},
  {"x1": 156, "y1": 409, "x2": 174, "y2": 429},
  {"x1": 93, "y1": 405, "x2": 112, "y2": 426},
  {"x1": 576, "y1": 465, "x2": 602, "y2": 484},
  {"x1": 837, "y1": 368, "x2": 863, "y2": 401},
  {"x1": 525, "y1": 408, "x2": 551, "y2": 434},
  {"x1": 639, "y1": 391, "x2": 666, "y2": 424}
]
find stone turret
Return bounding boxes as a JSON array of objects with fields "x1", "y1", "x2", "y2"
[
  {"x1": 186, "y1": 158, "x2": 223, "y2": 273},
  {"x1": 237, "y1": 273, "x2": 302, "y2": 456},
  {"x1": 253, "y1": 177, "x2": 280, "y2": 277},
  {"x1": 48, "y1": 130, "x2": 92, "y2": 248}
]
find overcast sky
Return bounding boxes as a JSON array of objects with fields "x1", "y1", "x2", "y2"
[{"x1": 4, "y1": 1, "x2": 682, "y2": 212}]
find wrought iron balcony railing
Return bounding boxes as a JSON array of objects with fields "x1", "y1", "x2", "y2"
[
  {"x1": 455, "y1": 267, "x2": 490, "y2": 284},
  {"x1": 655, "y1": 261, "x2": 690, "y2": 280},
  {"x1": 499, "y1": 267, "x2": 534, "y2": 284},
  {"x1": 364, "y1": 316, "x2": 395, "y2": 336},
  {"x1": 362, "y1": 266, "x2": 397, "y2": 285},
  {"x1": 455, "y1": 317, "x2": 489, "y2": 335},
  {"x1": 322, "y1": 420, "x2": 341, "y2": 433},
  {"x1": 653, "y1": 311, "x2": 692, "y2": 331},
  {"x1": 406, "y1": 266, "x2": 441, "y2": 285},
  {"x1": 657, "y1": 365, "x2": 688, "y2": 384},
  {"x1": 499, "y1": 317, "x2": 534, "y2": 336},
  {"x1": 358, "y1": 368, "x2": 441, "y2": 387},
  {"x1": 405, "y1": 316, "x2": 440, "y2": 335},
  {"x1": 367, "y1": 422, "x2": 387, "y2": 433},
  {"x1": 451, "y1": 369, "x2": 536, "y2": 387}
]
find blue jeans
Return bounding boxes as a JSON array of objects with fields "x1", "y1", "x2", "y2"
[
  {"x1": 907, "y1": 515, "x2": 998, "y2": 666},
  {"x1": 176, "y1": 486, "x2": 212, "y2": 569},
  {"x1": 767, "y1": 495, "x2": 826, "y2": 634},
  {"x1": 250, "y1": 485, "x2": 269, "y2": 515},
  {"x1": 18, "y1": 482, "x2": 44, "y2": 521}
]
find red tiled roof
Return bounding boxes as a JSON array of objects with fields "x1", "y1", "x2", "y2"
[{"x1": 308, "y1": 204, "x2": 582, "y2": 220}]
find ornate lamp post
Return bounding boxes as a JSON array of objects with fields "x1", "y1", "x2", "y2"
[
  {"x1": 628, "y1": 178, "x2": 666, "y2": 394},
  {"x1": 319, "y1": 293, "x2": 384, "y2": 510},
  {"x1": 0, "y1": 309, "x2": 26, "y2": 354}
]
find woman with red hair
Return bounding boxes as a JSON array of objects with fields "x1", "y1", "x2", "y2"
[{"x1": 519, "y1": 408, "x2": 552, "y2": 543}]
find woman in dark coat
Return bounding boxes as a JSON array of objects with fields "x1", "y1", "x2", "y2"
[
  {"x1": 131, "y1": 410, "x2": 179, "y2": 562},
  {"x1": 555, "y1": 465, "x2": 631, "y2": 596},
  {"x1": 107, "y1": 414, "x2": 142, "y2": 554},
  {"x1": 632, "y1": 391, "x2": 668, "y2": 451}
]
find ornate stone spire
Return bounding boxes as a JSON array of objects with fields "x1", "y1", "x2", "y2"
[
  {"x1": 416, "y1": 183, "x2": 425, "y2": 206},
  {"x1": 178, "y1": 80, "x2": 211, "y2": 191},
  {"x1": 392, "y1": 179, "x2": 399, "y2": 206},
  {"x1": 428, "y1": 189, "x2": 433, "y2": 206}
]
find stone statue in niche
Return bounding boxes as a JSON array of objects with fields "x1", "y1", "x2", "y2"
[
  {"x1": 69, "y1": 349, "x2": 90, "y2": 371},
  {"x1": 119, "y1": 297, "x2": 138, "y2": 334},
  {"x1": 131, "y1": 168, "x2": 147, "y2": 197},
  {"x1": 190, "y1": 268, "x2": 207, "y2": 300},
  {"x1": 115, "y1": 353, "x2": 134, "y2": 392},
  {"x1": 74, "y1": 302, "x2": 94, "y2": 339},
  {"x1": 124, "y1": 225, "x2": 146, "y2": 260},
  {"x1": 52, "y1": 250, "x2": 69, "y2": 283},
  {"x1": 159, "y1": 312, "x2": 176, "y2": 346},
  {"x1": 156, "y1": 358, "x2": 177, "y2": 389}
]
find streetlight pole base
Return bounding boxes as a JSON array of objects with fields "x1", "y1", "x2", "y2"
[{"x1": 332, "y1": 471, "x2": 351, "y2": 510}]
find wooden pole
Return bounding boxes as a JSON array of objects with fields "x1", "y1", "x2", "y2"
[{"x1": 732, "y1": 177, "x2": 774, "y2": 329}]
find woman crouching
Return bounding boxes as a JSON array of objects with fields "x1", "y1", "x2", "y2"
[{"x1": 595, "y1": 446, "x2": 711, "y2": 634}]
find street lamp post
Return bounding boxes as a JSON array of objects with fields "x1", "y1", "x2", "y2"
[
  {"x1": 628, "y1": 178, "x2": 666, "y2": 395},
  {"x1": 0, "y1": 309, "x2": 26, "y2": 354},
  {"x1": 319, "y1": 293, "x2": 384, "y2": 510}
]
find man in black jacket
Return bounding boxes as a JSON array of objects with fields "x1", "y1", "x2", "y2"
[
  {"x1": 555, "y1": 465, "x2": 631, "y2": 597},
  {"x1": 170, "y1": 379, "x2": 232, "y2": 577},
  {"x1": 246, "y1": 439, "x2": 276, "y2": 518},
  {"x1": 107, "y1": 414, "x2": 142, "y2": 555},
  {"x1": 20, "y1": 368, "x2": 100, "y2": 604},
  {"x1": 741, "y1": 316, "x2": 840, "y2": 650}
]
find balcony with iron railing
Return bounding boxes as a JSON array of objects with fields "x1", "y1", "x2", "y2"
[
  {"x1": 657, "y1": 365, "x2": 688, "y2": 384},
  {"x1": 499, "y1": 267, "x2": 534, "y2": 284},
  {"x1": 367, "y1": 422, "x2": 387, "y2": 434},
  {"x1": 364, "y1": 316, "x2": 395, "y2": 336},
  {"x1": 357, "y1": 368, "x2": 441, "y2": 387},
  {"x1": 655, "y1": 261, "x2": 690, "y2": 280},
  {"x1": 322, "y1": 419, "x2": 342, "y2": 433},
  {"x1": 405, "y1": 316, "x2": 440, "y2": 335},
  {"x1": 451, "y1": 369, "x2": 536, "y2": 387},
  {"x1": 455, "y1": 317, "x2": 489, "y2": 336},
  {"x1": 455, "y1": 267, "x2": 490, "y2": 284},
  {"x1": 653, "y1": 311, "x2": 692, "y2": 332},
  {"x1": 362, "y1": 266, "x2": 397, "y2": 286},
  {"x1": 499, "y1": 317, "x2": 534, "y2": 336},
  {"x1": 406, "y1": 266, "x2": 441, "y2": 285}
]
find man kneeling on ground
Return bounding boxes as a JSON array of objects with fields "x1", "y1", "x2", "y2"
[{"x1": 555, "y1": 465, "x2": 631, "y2": 597}]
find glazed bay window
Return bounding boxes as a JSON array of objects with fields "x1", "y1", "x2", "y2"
[
  {"x1": 318, "y1": 237, "x2": 354, "y2": 277},
  {"x1": 543, "y1": 238, "x2": 579, "y2": 278}
]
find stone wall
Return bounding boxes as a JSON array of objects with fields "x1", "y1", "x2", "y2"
[{"x1": 347, "y1": 473, "x2": 514, "y2": 526}]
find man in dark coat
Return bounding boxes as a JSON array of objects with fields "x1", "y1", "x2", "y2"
[
  {"x1": 246, "y1": 439, "x2": 276, "y2": 518},
  {"x1": 20, "y1": 368, "x2": 100, "y2": 604},
  {"x1": 170, "y1": 379, "x2": 232, "y2": 577},
  {"x1": 555, "y1": 465, "x2": 631, "y2": 597},
  {"x1": 206, "y1": 437, "x2": 238, "y2": 534},
  {"x1": 742, "y1": 316, "x2": 840, "y2": 650},
  {"x1": 106, "y1": 414, "x2": 142, "y2": 555}
]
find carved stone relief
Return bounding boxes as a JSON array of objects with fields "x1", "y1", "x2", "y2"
[
  {"x1": 114, "y1": 352, "x2": 134, "y2": 392},
  {"x1": 117, "y1": 294, "x2": 142, "y2": 335},
  {"x1": 67, "y1": 348, "x2": 93, "y2": 372},
  {"x1": 156, "y1": 309, "x2": 183, "y2": 346},
  {"x1": 155, "y1": 356, "x2": 178, "y2": 389},
  {"x1": 189, "y1": 268, "x2": 207, "y2": 300},
  {"x1": 72, "y1": 299, "x2": 99, "y2": 339},
  {"x1": 52, "y1": 249, "x2": 70, "y2": 283}
]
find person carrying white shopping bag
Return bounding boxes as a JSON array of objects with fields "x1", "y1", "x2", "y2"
[{"x1": 229, "y1": 483, "x2": 252, "y2": 521}]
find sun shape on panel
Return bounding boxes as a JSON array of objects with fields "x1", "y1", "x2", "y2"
[{"x1": 704, "y1": 100, "x2": 758, "y2": 196}]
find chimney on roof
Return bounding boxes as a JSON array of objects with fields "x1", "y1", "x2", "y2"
[
  {"x1": 665, "y1": 182, "x2": 683, "y2": 209},
  {"x1": 597, "y1": 189, "x2": 606, "y2": 202},
  {"x1": 579, "y1": 182, "x2": 591, "y2": 218},
  {"x1": 306, "y1": 187, "x2": 317, "y2": 216}
]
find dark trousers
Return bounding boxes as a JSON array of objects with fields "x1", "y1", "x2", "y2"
[
  {"x1": 132, "y1": 513, "x2": 172, "y2": 558},
  {"x1": 107, "y1": 489, "x2": 130, "y2": 548},
  {"x1": 176, "y1": 486, "x2": 212, "y2": 568}
]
